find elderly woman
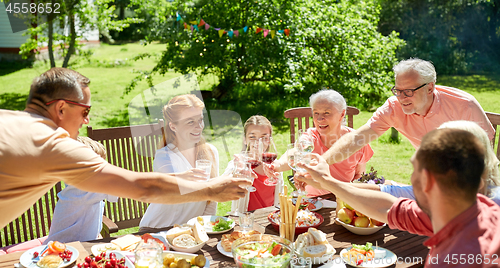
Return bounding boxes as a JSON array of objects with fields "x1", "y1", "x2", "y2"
[{"x1": 268, "y1": 89, "x2": 374, "y2": 197}]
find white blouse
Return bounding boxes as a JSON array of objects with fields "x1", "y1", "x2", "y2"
[{"x1": 139, "y1": 143, "x2": 219, "y2": 228}]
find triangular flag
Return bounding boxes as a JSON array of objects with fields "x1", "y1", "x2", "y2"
[
  {"x1": 176, "y1": 14, "x2": 181, "y2": 21},
  {"x1": 218, "y1": 29, "x2": 225, "y2": 37},
  {"x1": 256, "y1": 27, "x2": 262, "y2": 34},
  {"x1": 215, "y1": 27, "x2": 221, "y2": 30},
  {"x1": 184, "y1": 22, "x2": 188, "y2": 29},
  {"x1": 271, "y1": 30, "x2": 275, "y2": 38},
  {"x1": 228, "y1": 31, "x2": 234, "y2": 38},
  {"x1": 190, "y1": 25, "x2": 194, "y2": 32},
  {"x1": 205, "y1": 23, "x2": 210, "y2": 30},
  {"x1": 243, "y1": 26, "x2": 248, "y2": 33},
  {"x1": 198, "y1": 19, "x2": 205, "y2": 27},
  {"x1": 234, "y1": 30, "x2": 239, "y2": 37},
  {"x1": 278, "y1": 30, "x2": 284, "y2": 34},
  {"x1": 263, "y1": 29, "x2": 269, "y2": 37},
  {"x1": 284, "y1": 29, "x2": 290, "y2": 36},
  {"x1": 189, "y1": 21, "x2": 197, "y2": 25},
  {"x1": 193, "y1": 25, "x2": 199, "y2": 31}
]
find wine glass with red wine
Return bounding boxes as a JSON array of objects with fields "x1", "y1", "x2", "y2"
[
  {"x1": 246, "y1": 140, "x2": 262, "y2": 169},
  {"x1": 262, "y1": 137, "x2": 279, "y2": 186}
]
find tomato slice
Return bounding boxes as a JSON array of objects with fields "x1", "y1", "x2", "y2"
[
  {"x1": 270, "y1": 244, "x2": 282, "y2": 256},
  {"x1": 48, "y1": 241, "x2": 66, "y2": 254}
]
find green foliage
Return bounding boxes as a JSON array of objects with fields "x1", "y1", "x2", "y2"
[
  {"x1": 378, "y1": 0, "x2": 500, "y2": 74},
  {"x1": 127, "y1": 0, "x2": 404, "y2": 115}
]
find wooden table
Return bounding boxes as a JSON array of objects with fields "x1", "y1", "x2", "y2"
[{"x1": 0, "y1": 194, "x2": 429, "y2": 268}]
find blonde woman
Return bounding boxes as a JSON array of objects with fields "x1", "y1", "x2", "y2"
[{"x1": 139, "y1": 94, "x2": 219, "y2": 230}]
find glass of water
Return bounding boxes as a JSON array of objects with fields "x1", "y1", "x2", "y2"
[
  {"x1": 196, "y1": 159, "x2": 212, "y2": 181},
  {"x1": 239, "y1": 212, "x2": 254, "y2": 233}
]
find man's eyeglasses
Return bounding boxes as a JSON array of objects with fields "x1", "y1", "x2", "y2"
[
  {"x1": 45, "y1": 99, "x2": 91, "y2": 118},
  {"x1": 391, "y1": 83, "x2": 428, "y2": 98}
]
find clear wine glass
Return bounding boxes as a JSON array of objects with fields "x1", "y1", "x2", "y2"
[
  {"x1": 246, "y1": 140, "x2": 262, "y2": 169},
  {"x1": 233, "y1": 155, "x2": 256, "y2": 193},
  {"x1": 296, "y1": 129, "x2": 314, "y2": 153},
  {"x1": 262, "y1": 137, "x2": 279, "y2": 186}
]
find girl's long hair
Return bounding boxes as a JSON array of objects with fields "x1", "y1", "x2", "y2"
[
  {"x1": 160, "y1": 94, "x2": 217, "y2": 178},
  {"x1": 242, "y1": 115, "x2": 273, "y2": 152}
]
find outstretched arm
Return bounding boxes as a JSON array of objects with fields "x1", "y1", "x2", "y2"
[
  {"x1": 322, "y1": 124, "x2": 380, "y2": 165},
  {"x1": 295, "y1": 154, "x2": 397, "y2": 223},
  {"x1": 73, "y1": 164, "x2": 251, "y2": 204}
]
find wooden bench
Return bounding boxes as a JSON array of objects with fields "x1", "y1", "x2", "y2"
[
  {"x1": 87, "y1": 120, "x2": 165, "y2": 237},
  {"x1": 486, "y1": 111, "x2": 500, "y2": 159}
]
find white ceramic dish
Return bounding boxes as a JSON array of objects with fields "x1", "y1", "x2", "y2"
[
  {"x1": 292, "y1": 198, "x2": 324, "y2": 212},
  {"x1": 161, "y1": 230, "x2": 206, "y2": 254},
  {"x1": 162, "y1": 251, "x2": 210, "y2": 267},
  {"x1": 186, "y1": 215, "x2": 235, "y2": 234},
  {"x1": 216, "y1": 241, "x2": 233, "y2": 258},
  {"x1": 20, "y1": 245, "x2": 79, "y2": 268},
  {"x1": 293, "y1": 243, "x2": 336, "y2": 265},
  {"x1": 335, "y1": 218, "x2": 386, "y2": 235},
  {"x1": 340, "y1": 246, "x2": 397, "y2": 267},
  {"x1": 91, "y1": 243, "x2": 120, "y2": 256}
]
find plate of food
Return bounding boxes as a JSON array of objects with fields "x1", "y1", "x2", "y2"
[
  {"x1": 20, "y1": 242, "x2": 79, "y2": 268},
  {"x1": 216, "y1": 241, "x2": 233, "y2": 258},
  {"x1": 162, "y1": 222, "x2": 209, "y2": 253},
  {"x1": 340, "y1": 242, "x2": 397, "y2": 267},
  {"x1": 162, "y1": 251, "x2": 209, "y2": 268},
  {"x1": 217, "y1": 230, "x2": 261, "y2": 258},
  {"x1": 293, "y1": 228, "x2": 336, "y2": 265},
  {"x1": 292, "y1": 198, "x2": 323, "y2": 212},
  {"x1": 268, "y1": 210, "x2": 324, "y2": 235},
  {"x1": 91, "y1": 243, "x2": 121, "y2": 256},
  {"x1": 187, "y1": 215, "x2": 235, "y2": 234}
]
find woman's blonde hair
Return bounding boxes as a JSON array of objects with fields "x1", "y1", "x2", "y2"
[
  {"x1": 160, "y1": 94, "x2": 217, "y2": 178},
  {"x1": 438, "y1": 121, "x2": 500, "y2": 194},
  {"x1": 242, "y1": 115, "x2": 273, "y2": 152}
]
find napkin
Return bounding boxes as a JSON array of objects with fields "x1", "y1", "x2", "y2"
[{"x1": 321, "y1": 199, "x2": 337, "y2": 208}]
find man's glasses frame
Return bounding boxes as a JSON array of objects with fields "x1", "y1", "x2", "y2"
[
  {"x1": 45, "y1": 99, "x2": 91, "y2": 117},
  {"x1": 391, "y1": 83, "x2": 428, "y2": 98}
]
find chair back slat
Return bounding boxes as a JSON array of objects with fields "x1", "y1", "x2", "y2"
[
  {"x1": 1, "y1": 182, "x2": 63, "y2": 247},
  {"x1": 87, "y1": 120, "x2": 164, "y2": 232},
  {"x1": 486, "y1": 112, "x2": 500, "y2": 159},
  {"x1": 284, "y1": 106, "x2": 360, "y2": 145}
]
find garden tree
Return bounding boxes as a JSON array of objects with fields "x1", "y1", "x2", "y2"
[
  {"x1": 129, "y1": 0, "x2": 403, "y2": 121},
  {"x1": 378, "y1": 0, "x2": 500, "y2": 74},
  {"x1": 19, "y1": 0, "x2": 139, "y2": 68}
]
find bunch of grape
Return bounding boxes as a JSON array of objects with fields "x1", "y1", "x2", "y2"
[
  {"x1": 354, "y1": 167, "x2": 385, "y2": 184},
  {"x1": 77, "y1": 252, "x2": 126, "y2": 268}
]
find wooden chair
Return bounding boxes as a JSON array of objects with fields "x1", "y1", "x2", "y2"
[
  {"x1": 486, "y1": 111, "x2": 500, "y2": 159},
  {"x1": 284, "y1": 106, "x2": 360, "y2": 144},
  {"x1": 87, "y1": 120, "x2": 165, "y2": 237},
  {"x1": 1, "y1": 183, "x2": 63, "y2": 248}
]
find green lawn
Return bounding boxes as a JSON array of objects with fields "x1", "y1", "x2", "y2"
[{"x1": 1, "y1": 42, "x2": 499, "y2": 236}]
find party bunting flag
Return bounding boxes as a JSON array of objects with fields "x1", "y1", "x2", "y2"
[
  {"x1": 184, "y1": 22, "x2": 188, "y2": 29},
  {"x1": 243, "y1": 26, "x2": 248, "y2": 33},
  {"x1": 263, "y1": 29, "x2": 269, "y2": 37},
  {"x1": 190, "y1": 25, "x2": 194, "y2": 32},
  {"x1": 256, "y1": 27, "x2": 262, "y2": 34},
  {"x1": 278, "y1": 30, "x2": 284, "y2": 34},
  {"x1": 176, "y1": 14, "x2": 181, "y2": 21},
  {"x1": 198, "y1": 19, "x2": 205, "y2": 27},
  {"x1": 234, "y1": 30, "x2": 239, "y2": 37},
  {"x1": 284, "y1": 29, "x2": 290, "y2": 36},
  {"x1": 205, "y1": 23, "x2": 210, "y2": 30},
  {"x1": 218, "y1": 29, "x2": 225, "y2": 37},
  {"x1": 228, "y1": 31, "x2": 234, "y2": 38},
  {"x1": 193, "y1": 25, "x2": 199, "y2": 31},
  {"x1": 189, "y1": 21, "x2": 197, "y2": 24},
  {"x1": 271, "y1": 30, "x2": 275, "y2": 38}
]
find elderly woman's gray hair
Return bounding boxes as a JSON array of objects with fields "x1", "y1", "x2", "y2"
[
  {"x1": 393, "y1": 58, "x2": 436, "y2": 85},
  {"x1": 309, "y1": 89, "x2": 347, "y2": 113}
]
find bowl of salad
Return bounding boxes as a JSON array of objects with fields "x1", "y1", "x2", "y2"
[
  {"x1": 267, "y1": 210, "x2": 324, "y2": 235},
  {"x1": 232, "y1": 234, "x2": 292, "y2": 268}
]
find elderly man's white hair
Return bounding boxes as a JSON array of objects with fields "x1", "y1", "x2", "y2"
[
  {"x1": 438, "y1": 120, "x2": 500, "y2": 189},
  {"x1": 393, "y1": 58, "x2": 437, "y2": 85},
  {"x1": 309, "y1": 89, "x2": 347, "y2": 113}
]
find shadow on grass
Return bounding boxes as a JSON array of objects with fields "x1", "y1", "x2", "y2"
[
  {"x1": 0, "y1": 60, "x2": 33, "y2": 77},
  {"x1": 0, "y1": 92, "x2": 28, "y2": 110},
  {"x1": 439, "y1": 74, "x2": 500, "y2": 92},
  {"x1": 100, "y1": 109, "x2": 130, "y2": 128}
]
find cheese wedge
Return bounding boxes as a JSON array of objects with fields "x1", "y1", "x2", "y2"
[
  {"x1": 192, "y1": 222, "x2": 209, "y2": 243},
  {"x1": 111, "y1": 234, "x2": 141, "y2": 251}
]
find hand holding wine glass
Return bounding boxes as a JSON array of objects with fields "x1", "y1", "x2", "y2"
[
  {"x1": 296, "y1": 129, "x2": 314, "y2": 153},
  {"x1": 261, "y1": 137, "x2": 279, "y2": 186}
]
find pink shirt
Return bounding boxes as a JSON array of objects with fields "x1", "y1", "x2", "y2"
[
  {"x1": 304, "y1": 128, "x2": 374, "y2": 197},
  {"x1": 367, "y1": 85, "x2": 495, "y2": 148},
  {"x1": 388, "y1": 195, "x2": 500, "y2": 267}
]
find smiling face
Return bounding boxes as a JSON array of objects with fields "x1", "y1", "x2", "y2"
[
  {"x1": 312, "y1": 98, "x2": 345, "y2": 136},
  {"x1": 395, "y1": 71, "x2": 434, "y2": 115},
  {"x1": 245, "y1": 124, "x2": 271, "y2": 152},
  {"x1": 169, "y1": 107, "x2": 204, "y2": 146},
  {"x1": 58, "y1": 86, "x2": 91, "y2": 139}
]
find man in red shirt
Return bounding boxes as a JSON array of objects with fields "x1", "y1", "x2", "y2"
[{"x1": 297, "y1": 128, "x2": 500, "y2": 267}]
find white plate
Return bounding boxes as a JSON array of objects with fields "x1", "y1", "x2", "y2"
[
  {"x1": 294, "y1": 243, "x2": 336, "y2": 265},
  {"x1": 292, "y1": 198, "x2": 324, "y2": 212},
  {"x1": 340, "y1": 246, "x2": 397, "y2": 267},
  {"x1": 162, "y1": 251, "x2": 210, "y2": 267},
  {"x1": 20, "y1": 245, "x2": 79, "y2": 268},
  {"x1": 216, "y1": 241, "x2": 233, "y2": 258},
  {"x1": 91, "y1": 243, "x2": 121, "y2": 256},
  {"x1": 187, "y1": 215, "x2": 235, "y2": 234}
]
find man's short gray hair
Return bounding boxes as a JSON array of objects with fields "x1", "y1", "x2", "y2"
[
  {"x1": 309, "y1": 89, "x2": 347, "y2": 113},
  {"x1": 393, "y1": 58, "x2": 436, "y2": 84}
]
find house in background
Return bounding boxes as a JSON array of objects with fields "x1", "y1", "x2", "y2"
[{"x1": 0, "y1": 2, "x2": 100, "y2": 61}]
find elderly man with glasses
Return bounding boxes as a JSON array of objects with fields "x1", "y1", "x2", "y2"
[
  {"x1": 322, "y1": 58, "x2": 494, "y2": 166},
  {"x1": 0, "y1": 67, "x2": 252, "y2": 229}
]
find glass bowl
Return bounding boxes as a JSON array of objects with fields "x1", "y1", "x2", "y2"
[{"x1": 231, "y1": 234, "x2": 292, "y2": 268}]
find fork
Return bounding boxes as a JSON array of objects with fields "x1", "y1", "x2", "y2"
[{"x1": 32, "y1": 245, "x2": 49, "y2": 263}]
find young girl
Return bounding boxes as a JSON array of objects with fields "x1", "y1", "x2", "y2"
[
  {"x1": 139, "y1": 94, "x2": 218, "y2": 230},
  {"x1": 224, "y1": 115, "x2": 283, "y2": 211}
]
